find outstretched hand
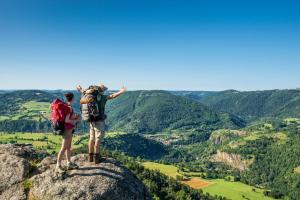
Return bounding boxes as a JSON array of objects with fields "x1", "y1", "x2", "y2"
[
  {"x1": 107, "y1": 86, "x2": 127, "y2": 100},
  {"x1": 120, "y1": 86, "x2": 127, "y2": 93},
  {"x1": 76, "y1": 85, "x2": 82, "y2": 92}
]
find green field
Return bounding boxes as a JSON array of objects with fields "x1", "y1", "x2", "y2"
[
  {"x1": 0, "y1": 131, "x2": 127, "y2": 153},
  {"x1": 203, "y1": 179, "x2": 273, "y2": 200},
  {"x1": 0, "y1": 132, "x2": 87, "y2": 153},
  {"x1": 143, "y1": 162, "x2": 273, "y2": 200},
  {"x1": 0, "y1": 101, "x2": 51, "y2": 121},
  {"x1": 143, "y1": 162, "x2": 182, "y2": 179}
]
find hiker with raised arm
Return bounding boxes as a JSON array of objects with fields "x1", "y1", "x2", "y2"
[{"x1": 77, "y1": 84, "x2": 126, "y2": 164}]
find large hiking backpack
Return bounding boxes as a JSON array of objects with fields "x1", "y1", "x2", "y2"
[
  {"x1": 80, "y1": 85, "x2": 108, "y2": 122},
  {"x1": 80, "y1": 93, "x2": 101, "y2": 122},
  {"x1": 50, "y1": 99, "x2": 70, "y2": 135}
]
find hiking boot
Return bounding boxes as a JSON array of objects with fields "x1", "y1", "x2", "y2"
[
  {"x1": 88, "y1": 153, "x2": 94, "y2": 162},
  {"x1": 67, "y1": 162, "x2": 79, "y2": 170},
  {"x1": 55, "y1": 165, "x2": 66, "y2": 174},
  {"x1": 94, "y1": 154, "x2": 101, "y2": 164}
]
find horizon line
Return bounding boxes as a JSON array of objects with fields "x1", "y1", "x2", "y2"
[{"x1": 1, "y1": 88, "x2": 300, "y2": 92}]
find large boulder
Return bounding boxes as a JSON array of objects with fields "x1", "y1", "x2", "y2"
[
  {"x1": 29, "y1": 155, "x2": 150, "y2": 200},
  {"x1": 0, "y1": 144, "x2": 151, "y2": 200},
  {"x1": 0, "y1": 144, "x2": 34, "y2": 200}
]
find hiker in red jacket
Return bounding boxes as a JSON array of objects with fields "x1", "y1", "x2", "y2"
[
  {"x1": 55, "y1": 92, "x2": 81, "y2": 173},
  {"x1": 77, "y1": 84, "x2": 126, "y2": 164}
]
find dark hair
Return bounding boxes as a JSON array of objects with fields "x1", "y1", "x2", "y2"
[{"x1": 64, "y1": 92, "x2": 74, "y2": 102}]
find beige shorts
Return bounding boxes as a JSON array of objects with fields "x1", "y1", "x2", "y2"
[{"x1": 89, "y1": 121, "x2": 105, "y2": 141}]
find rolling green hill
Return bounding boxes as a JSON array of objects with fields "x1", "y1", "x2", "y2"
[
  {"x1": 181, "y1": 89, "x2": 300, "y2": 121},
  {"x1": 106, "y1": 90, "x2": 245, "y2": 133}
]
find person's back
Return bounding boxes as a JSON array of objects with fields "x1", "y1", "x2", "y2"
[{"x1": 77, "y1": 84, "x2": 126, "y2": 164}]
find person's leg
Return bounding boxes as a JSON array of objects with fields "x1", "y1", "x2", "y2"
[
  {"x1": 89, "y1": 139, "x2": 95, "y2": 154},
  {"x1": 64, "y1": 129, "x2": 73, "y2": 164},
  {"x1": 56, "y1": 135, "x2": 68, "y2": 172},
  {"x1": 94, "y1": 121, "x2": 105, "y2": 164},
  {"x1": 88, "y1": 123, "x2": 96, "y2": 162},
  {"x1": 63, "y1": 129, "x2": 79, "y2": 170}
]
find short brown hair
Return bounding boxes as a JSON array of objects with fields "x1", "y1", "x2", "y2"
[{"x1": 64, "y1": 92, "x2": 74, "y2": 102}]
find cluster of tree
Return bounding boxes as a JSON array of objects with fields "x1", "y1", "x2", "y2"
[
  {"x1": 103, "y1": 133, "x2": 168, "y2": 160},
  {"x1": 225, "y1": 137, "x2": 275, "y2": 159},
  {"x1": 239, "y1": 133, "x2": 300, "y2": 199},
  {"x1": 0, "y1": 120, "x2": 52, "y2": 132}
]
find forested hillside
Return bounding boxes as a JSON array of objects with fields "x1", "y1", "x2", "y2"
[
  {"x1": 106, "y1": 90, "x2": 245, "y2": 133},
  {"x1": 175, "y1": 89, "x2": 300, "y2": 121}
]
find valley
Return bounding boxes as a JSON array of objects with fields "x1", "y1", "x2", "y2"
[{"x1": 0, "y1": 89, "x2": 300, "y2": 199}]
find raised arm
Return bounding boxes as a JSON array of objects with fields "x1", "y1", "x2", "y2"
[
  {"x1": 76, "y1": 85, "x2": 84, "y2": 93},
  {"x1": 107, "y1": 86, "x2": 127, "y2": 100}
]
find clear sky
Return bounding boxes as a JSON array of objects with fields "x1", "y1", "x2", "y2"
[{"x1": 0, "y1": 0, "x2": 299, "y2": 91}]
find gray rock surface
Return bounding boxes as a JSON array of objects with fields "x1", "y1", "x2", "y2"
[
  {"x1": 0, "y1": 144, "x2": 151, "y2": 200},
  {"x1": 30, "y1": 155, "x2": 149, "y2": 200},
  {"x1": 0, "y1": 183, "x2": 27, "y2": 200},
  {"x1": 0, "y1": 144, "x2": 32, "y2": 200},
  {"x1": 0, "y1": 153, "x2": 29, "y2": 191},
  {"x1": 212, "y1": 150, "x2": 251, "y2": 171}
]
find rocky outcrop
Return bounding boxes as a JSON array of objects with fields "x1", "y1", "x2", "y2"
[
  {"x1": 209, "y1": 130, "x2": 248, "y2": 145},
  {"x1": 0, "y1": 144, "x2": 39, "y2": 200},
  {"x1": 212, "y1": 150, "x2": 250, "y2": 171},
  {"x1": 0, "y1": 144, "x2": 151, "y2": 200}
]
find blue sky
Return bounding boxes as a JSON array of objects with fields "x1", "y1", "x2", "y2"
[{"x1": 0, "y1": 0, "x2": 299, "y2": 91}]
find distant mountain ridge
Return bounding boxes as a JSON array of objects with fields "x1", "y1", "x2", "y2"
[
  {"x1": 169, "y1": 91, "x2": 217, "y2": 101},
  {"x1": 174, "y1": 89, "x2": 300, "y2": 121},
  {"x1": 2, "y1": 88, "x2": 300, "y2": 132}
]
